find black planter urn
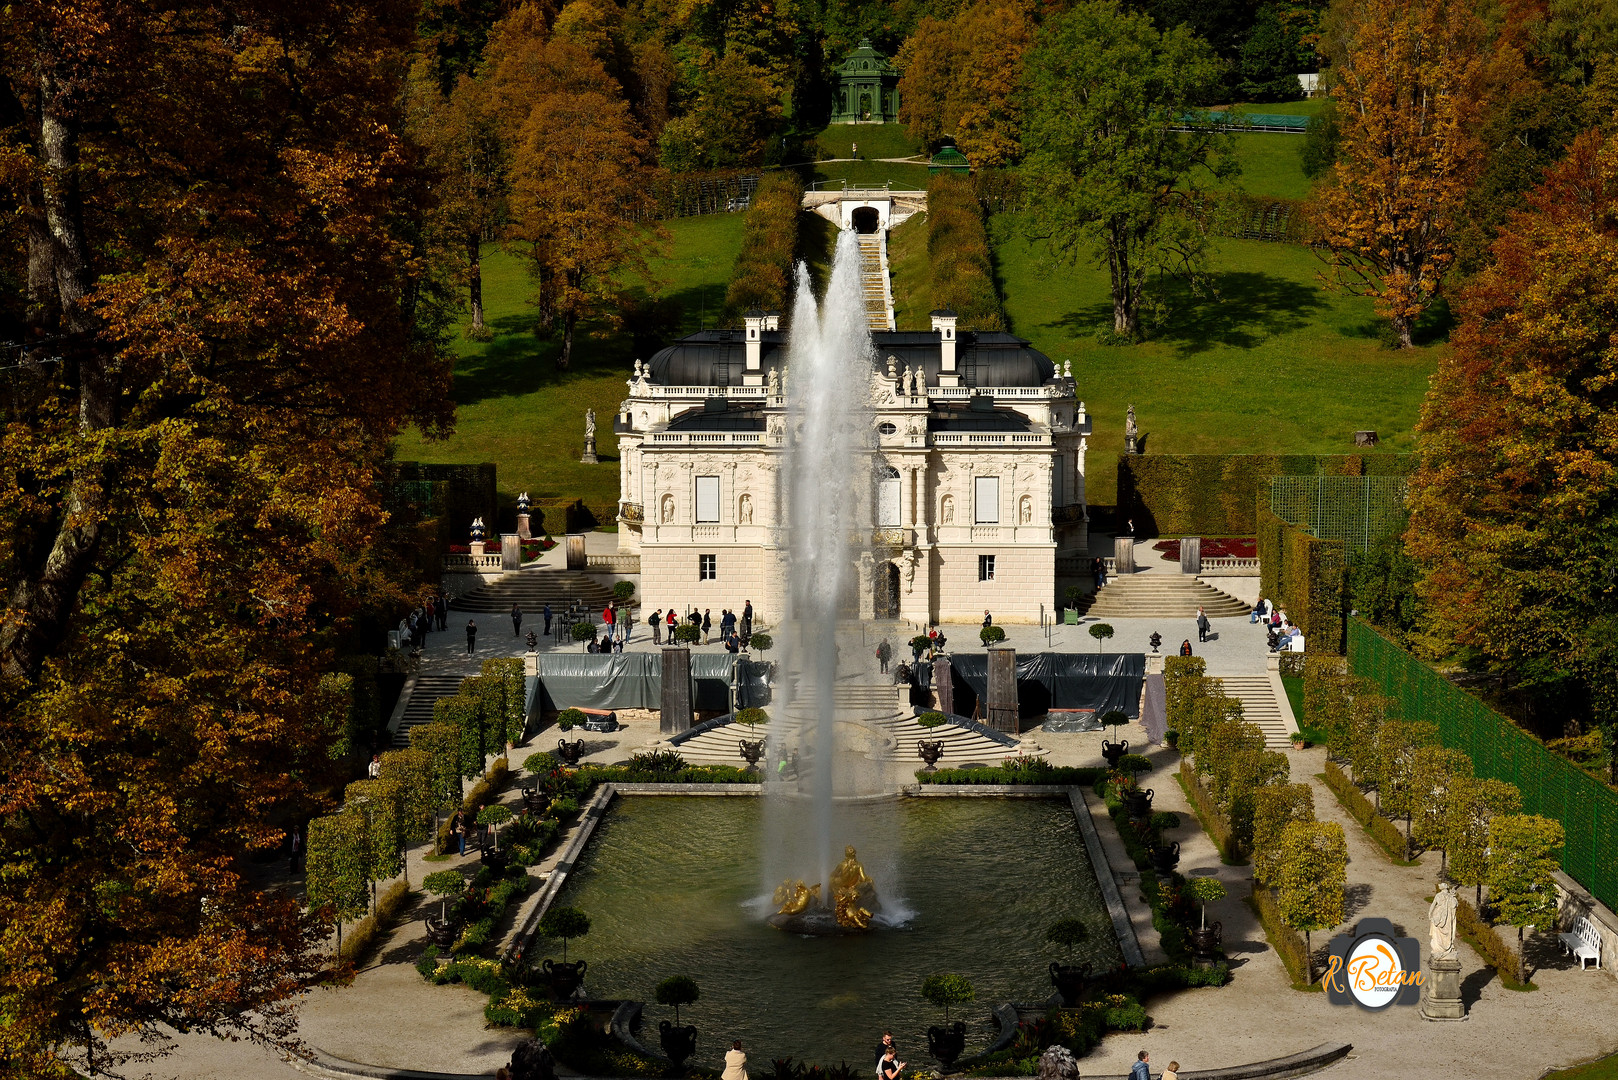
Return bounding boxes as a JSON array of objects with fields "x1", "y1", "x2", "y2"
[
  {"x1": 1049, "y1": 960, "x2": 1093, "y2": 1004},
  {"x1": 482, "y1": 846, "x2": 511, "y2": 875},
  {"x1": 424, "y1": 914, "x2": 458, "y2": 949},
  {"x1": 1124, "y1": 787, "x2": 1154, "y2": 821},
  {"x1": 917, "y1": 740, "x2": 944, "y2": 771},
  {"x1": 738, "y1": 738, "x2": 765, "y2": 771},
  {"x1": 557, "y1": 738, "x2": 586, "y2": 766},
  {"x1": 1149, "y1": 840, "x2": 1180, "y2": 874},
  {"x1": 542, "y1": 958, "x2": 587, "y2": 1000},
  {"x1": 927, "y1": 1021, "x2": 967, "y2": 1066},
  {"x1": 659, "y1": 1021, "x2": 698, "y2": 1071},
  {"x1": 1191, "y1": 922, "x2": 1223, "y2": 959},
  {"x1": 1101, "y1": 739, "x2": 1128, "y2": 768}
]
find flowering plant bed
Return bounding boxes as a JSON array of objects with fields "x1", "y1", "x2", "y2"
[{"x1": 1152, "y1": 537, "x2": 1257, "y2": 561}]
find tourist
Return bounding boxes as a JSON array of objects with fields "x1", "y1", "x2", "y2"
[
  {"x1": 1179, "y1": 639, "x2": 1193, "y2": 657},
  {"x1": 288, "y1": 828, "x2": 301, "y2": 873},
  {"x1": 1196, "y1": 607, "x2": 1209, "y2": 643},
  {"x1": 1130, "y1": 1052, "x2": 1150, "y2": 1080},
  {"x1": 543, "y1": 602, "x2": 553, "y2": 637},
  {"x1": 725, "y1": 631, "x2": 740, "y2": 654},
  {"x1": 703, "y1": 609, "x2": 712, "y2": 644},
  {"x1": 1163, "y1": 1062, "x2": 1180, "y2": 1080},
  {"x1": 603, "y1": 602, "x2": 616, "y2": 644},
  {"x1": 876, "y1": 638, "x2": 892, "y2": 674},
  {"x1": 723, "y1": 1041, "x2": 748, "y2": 1080},
  {"x1": 721, "y1": 608, "x2": 735, "y2": 637},
  {"x1": 851, "y1": 141, "x2": 858, "y2": 159},
  {"x1": 741, "y1": 600, "x2": 754, "y2": 639},
  {"x1": 422, "y1": 598, "x2": 435, "y2": 638},
  {"x1": 612, "y1": 635, "x2": 624, "y2": 653},
  {"x1": 436, "y1": 591, "x2": 449, "y2": 630},
  {"x1": 451, "y1": 809, "x2": 466, "y2": 855},
  {"x1": 879, "y1": 1047, "x2": 905, "y2": 1080},
  {"x1": 1092, "y1": 556, "x2": 1107, "y2": 590},
  {"x1": 982, "y1": 609, "x2": 993, "y2": 628},
  {"x1": 466, "y1": 619, "x2": 477, "y2": 654},
  {"x1": 512, "y1": 603, "x2": 523, "y2": 638},
  {"x1": 875, "y1": 1031, "x2": 897, "y2": 1071},
  {"x1": 651, "y1": 609, "x2": 663, "y2": 644},
  {"x1": 368, "y1": 754, "x2": 380, "y2": 779},
  {"x1": 667, "y1": 608, "x2": 678, "y2": 637}
]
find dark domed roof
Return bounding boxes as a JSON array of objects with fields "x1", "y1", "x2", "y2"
[{"x1": 645, "y1": 328, "x2": 1053, "y2": 388}]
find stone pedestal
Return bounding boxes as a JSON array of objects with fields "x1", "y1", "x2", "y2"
[
  {"x1": 581, "y1": 436, "x2": 599, "y2": 464},
  {"x1": 469, "y1": 541, "x2": 486, "y2": 557},
  {"x1": 517, "y1": 512, "x2": 532, "y2": 540},
  {"x1": 565, "y1": 533, "x2": 587, "y2": 571},
  {"x1": 1113, "y1": 537, "x2": 1135, "y2": 575},
  {"x1": 660, "y1": 647, "x2": 693, "y2": 736},
  {"x1": 986, "y1": 646, "x2": 1018, "y2": 734},
  {"x1": 934, "y1": 657, "x2": 954, "y2": 716},
  {"x1": 501, "y1": 534, "x2": 521, "y2": 571},
  {"x1": 1421, "y1": 956, "x2": 1466, "y2": 1021},
  {"x1": 1179, "y1": 536, "x2": 1201, "y2": 575}
]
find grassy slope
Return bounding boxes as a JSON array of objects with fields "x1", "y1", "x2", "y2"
[
  {"x1": 888, "y1": 212, "x2": 931, "y2": 329},
  {"x1": 814, "y1": 123, "x2": 923, "y2": 160},
  {"x1": 803, "y1": 160, "x2": 932, "y2": 190},
  {"x1": 1227, "y1": 133, "x2": 1312, "y2": 200},
  {"x1": 392, "y1": 214, "x2": 746, "y2": 510},
  {"x1": 990, "y1": 212, "x2": 1440, "y2": 505},
  {"x1": 1546, "y1": 1056, "x2": 1618, "y2": 1080}
]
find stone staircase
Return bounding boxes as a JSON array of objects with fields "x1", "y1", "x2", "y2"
[
  {"x1": 1213, "y1": 673, "x2": 1295, "y2": 749},
  {"x1": 390, "y1": 674, "x2": 469, "y2": 748},
  {"x1": 858, "y1": 233, "x2": 895, "y2": 331},
  {"x1": 1071, "y1": 574, "x2": 1249, "y2": 619},
  {"x1": 450, "y1": 566, "x2": 614, "y2": 615}
]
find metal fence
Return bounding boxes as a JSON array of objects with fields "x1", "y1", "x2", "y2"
[
  {"x1": 1269, "y1": 475, "x2": 1409, "y2": 554},
  {"x1": 1349, "y1": 619, "x2": 1618, "y2": 913}
]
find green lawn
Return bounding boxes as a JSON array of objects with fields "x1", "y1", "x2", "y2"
[
  {"x1": 1546, "y1": 1055, "x2": 1618, "y2": 1080},
  {"x1": 392, "y1": 214, "x2": 747, "y2": 512},
  {"x1": 1227, "y1": 98, "x2": 1327, "y2": 117},
  {"x1": 888, "y1": 212, "x2": 931, "y2": 329},
  {"x1": 989, "y1": 212, "x2": 1440, "y2": 505},
  {"x1": 803, "y1": 160, "x2": 932, "y2": 190},
  {"x1": 1226, "y1": 133, "x2": 1312, "y2": 201},
  {"x1": 813, "y1": 123, "x2": 923, "y2": 161}
]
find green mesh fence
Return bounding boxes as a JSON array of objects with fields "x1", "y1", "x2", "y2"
[
  {"x1": 1270, "y1": 475, "x2": 1409, "y2": 554},
  {"x1": 1349, "y1": 619, "x2": 1618, "y2": 912}
]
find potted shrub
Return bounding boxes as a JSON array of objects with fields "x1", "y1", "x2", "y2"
[
  {"x1": 1184, "y1": 878, "x2": 1227, "y2": 957},
  {"x1": 909, "y1": 634, "x2": 931, "y2": 661},
  {"x1": 1087, "y1": 622, "x2": 1115, "y2": 653},
  {"x1": 746, "y1": 631, "x2": 773, "y2": 654},
  {"x1": 477, "y1": 804, "x2": 514, "y2": 874},
  {"x1": 422, "y1": 870, "x2": 465, "y2": 949},
  {"x1": 1164, "y1": 728, "x2": 1180, "y2": 750},
  {"x1": 980, "y1": 625, "x2": 1006, "y2": 647},
  {"x1": 917, "y1": 711, "x2": 947, "y2": 728},
  {"x1": 612, "y1": 580, "x2": 636, "y2": 603},
  {"x1": 1046, "y1": 919, "x2": 1092, "y2": 1003},
  {"x1": 557, "y1": 707, "x2": 587, "y2": 731},
  {"x1": 1099, "y1": 710, "x2": 1129, "y2": 768},
  {"x1": 571, "y1": 621, "x2": 597, "y2": 652},
  {"x1": 1063, "y1": 585, "x2": 1084, "y2": 624},
  {"x1": 735, "y1": 707, "x2": 769, "y2": 726},
  {"x1": 538, "y1": 906, "x2": 591, "y2": 999},
  {"x1": 656, "y1": 975, "x2": 700, "y2": 1072},
  {"x1": 1117, "y1": 755, "x2": 1154, "y2": 819},
  {"x1": 920, "y1": 973, "x2": 974, "y2": 1065},
  {"x1": 673, "y1": 623, "x2": 701, "y2": 645}
]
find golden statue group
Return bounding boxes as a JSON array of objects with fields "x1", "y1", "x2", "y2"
[{"x1": 769, "y1": 846, "x2": 883, "y2": 932}]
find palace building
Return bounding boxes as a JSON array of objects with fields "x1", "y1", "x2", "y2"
[{"x1": 613, "y1": 310, "x2": 1090, "y2": 624}]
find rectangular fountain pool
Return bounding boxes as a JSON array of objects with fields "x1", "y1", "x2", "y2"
[{"x1": 548, "y1": 795, "x2": 1122, "y2": 1067}]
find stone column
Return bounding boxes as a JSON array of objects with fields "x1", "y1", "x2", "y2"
[
  {"x1": 1180, "y1": 537, "x2": 1202, "y2": 575},
  {"x1": 1113, "y1": 536, "x2": 1135, "y2": 574},
  {"x1": 986, "y1": 646, "x2": 1018, "y2": 734},
  {"x1": 934, "y1": 656, "x2": 954, "y2": 716},
  {"x1": 660, "y1": 647, "x2": 693, "y2": 736},
  {"x1": 566, "y1": 533, "x2": 587, "y2": 571},
  {"x1": 501, "y1": 534, "x2": 521, "y2": 571}
]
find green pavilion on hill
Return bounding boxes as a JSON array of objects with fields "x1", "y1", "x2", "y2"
[{"x1": 832, "y1": 38, "x2": 900, "y2": 124}]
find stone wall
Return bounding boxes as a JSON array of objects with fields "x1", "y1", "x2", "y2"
[
  {"x1": 638, "y1": 545, "x2": 781, "y2": 625},
  {"x1": 933, "y1": 544, "x2": 1055, "y2": 623}
]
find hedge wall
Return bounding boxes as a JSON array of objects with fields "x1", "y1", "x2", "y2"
[
  {"x1": 724, "y1": 172, "x2": 804, "y2": 321},
  {"x1": 928, "y1": 174, "x2": 1005, "y2": 331},
  {"x1": 1257, "y1": 502, "x2": 1346, "y2": 654},
  {"x1": 1117, "y1": 453, "x2": 1415, "y2": 537},
  {"x1": 389, "y1": 461, "x2": 496, "y2": 537}
]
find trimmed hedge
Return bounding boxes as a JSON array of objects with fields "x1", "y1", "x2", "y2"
[
  {"x1": 1320, "y1": 760, "x2": 1413, "y2": 863},
  {"x1": 1457, "y1": 896, "x2": 1532, "y2": 990},
  {"x1": 336, "y1": 880, "x2": 413, "y2": 970},
  {"x1": 915, "y1": 765, "x2": 1106, "y2": 786},
  {"x1": 724, "y1": 172, "x2": 804, "y2": 320},
  {"x1": 1249, "y1": 884, "x2": 1315, "y2": 989},
  {"x1": 1258, "y1": 502, "x2": 1348, "y2": 655},
  {"x1": 1178, "y1": 760, "x2": 1241, "y2": 863},
  {"x1": 928, "y1": 174, "x2": 1005, "y2": 330},
  {"x1": 435, "y1": 756, "x2": 512, "y2": 853},
  {"x1": 1117, "y1": 453, "x2": 1416, "y2": 538}
]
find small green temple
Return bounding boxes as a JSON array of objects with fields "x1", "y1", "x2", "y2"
[{"x1": 831, "y1": 38, "x2": 900, "y2": 124}]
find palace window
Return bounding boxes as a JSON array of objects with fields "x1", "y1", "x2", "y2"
[
  {"x1": 974, "y1": 476, "x2": 1000, "y2": 524},
  {"x1": 699, "y1": 554, "x2": 717, "y2": 580},
  {"x1": 876, "y1": 465, "x2": 901, "y2": 527},
  {"x1": 695, "y1": 476, "x2": 720, "y2": 523},
  {"x1": 979, "y1": 555, "x2": 995, "y2": 581}
]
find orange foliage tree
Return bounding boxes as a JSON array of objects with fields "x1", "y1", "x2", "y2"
[
  {"x1": 1311, "y1": 0, "x2": 1489, "y2": 347},
  {"x1": 1405, "y1": 129, "x2": 1618, "y2": 778},
  {"x1": 0, "y1": 1, "x2": 452, "y2": 1074},
  {"x1": 896, "y1": 0, "x2": 1035, "y2": 167}
]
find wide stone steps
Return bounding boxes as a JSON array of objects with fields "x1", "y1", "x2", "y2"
[
  {"x1": 1213, "y1": 673, "x2": 1294, "y2": 749},
  {"x1": 1072, "y1": 574, "x2": 1249, "y2": 619},
  {"x1": 450, "y1": 567, "x2": 615, "y2": 614},
  {"x1": 390, "y1": 674, "x2": 470, "y2": 748},
  {"x1": 857, "y1": 234, "x2": 894, "y2": 331}
]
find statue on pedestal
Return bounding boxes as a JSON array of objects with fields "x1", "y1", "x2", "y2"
[
  {"x1": 581, "y1": 408, "x2": 599, "y2": 464},
  {"x1": 1422, "y1": 882, "x2": 1467, "y2": 1020},
  {"x1": 1125, "y1": 404, "x2": 1138, "y2": 454},
  {"x1": 1429, "y1": 882, "x2": 1459, "y2": 961}
]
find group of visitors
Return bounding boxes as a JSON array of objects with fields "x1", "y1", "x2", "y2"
[
  {"x1": 646, "y1": 600, "x2": 755, "y2": 649},
  {"x1": 1252, "y1": 597, "x2": 1303, "y2": 652},
  {"x1": 1133, "y1": 1051, "x2": 1180, "y2": 1080},
  {"x1": 714, "y1": 1030, "x2": 913, "y2": 1080},
  {"x1": 400, "y1": 592, "x2": 449, "y2": 651}
]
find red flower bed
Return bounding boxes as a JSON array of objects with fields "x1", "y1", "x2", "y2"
[{"x1": 1152, "y1": 537, "x2": 1257, "y2": 561}]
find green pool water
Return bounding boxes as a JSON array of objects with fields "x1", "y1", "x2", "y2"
[{"x1": 547, "y1": 796, "x2": 1121, "y2": 1068}]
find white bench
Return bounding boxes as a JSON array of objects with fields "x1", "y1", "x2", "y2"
[{"x1": 1559, "y1": 917, "x2": 1602, "y2": 969}]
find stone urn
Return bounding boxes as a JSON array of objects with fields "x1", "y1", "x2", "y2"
[
  {"x1": 424, "y1": 914, "x2": 458, "y2": 949},
  {"x1": 482, "y1": 845, "x2": 511, "y2": 876},
  {"x1": 1101, "y1": 738, "x2": 1128, "y2": 768},
  {"x1": 659, "y1": 1021, "x2": 698, "y2": 1072},
  {"x1": 1191, "y1": 921, "x2": 1223, "y2": 959},
  {"x1": 1049, "y1": 960, "x2": 1092, "y2": 1004},
  {"x1": 557, "y1": 738, "x2": 586, "y2": 766},
  {"x1": 521, "y1": 785, "x2": 549, "y2": 815},
  {"x1": 1124, "y1": 787, "x2": 1154, "y2": 821},
  {"x1": 738, "y1": 738, "x2": 765, "y2": 771},
  {"x1": 1150, "y1": 840, "x2": 1180, "y2": 874},
  {"x1": 542, "y1": 958, "x2": 587, "y2": 1000},
  {"x1": 927, "y1": 1021, "x2": 967, "y2": 1066},
  {"x1": 917, "y1": 739, "x2": 945, "y2": 771}
]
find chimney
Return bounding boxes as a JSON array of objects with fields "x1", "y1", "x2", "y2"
[
  {"x1": 931, "y1": 309, "x2": 959, "y2": 387},
  {"x1": 743, "y1": 309, "x2": 765, "y2": 385},
  {"x1": 763, "y1": 310, "x2": 781, "y2": 331}
]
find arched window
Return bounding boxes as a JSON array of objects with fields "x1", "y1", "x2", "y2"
[{"x1": 875, "y1": 464, "x2": 901, "y2": 527}]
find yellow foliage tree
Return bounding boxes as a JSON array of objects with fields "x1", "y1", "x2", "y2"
[{"x1": 896, "y1": 0, "x2": 1034, "y2": 167}]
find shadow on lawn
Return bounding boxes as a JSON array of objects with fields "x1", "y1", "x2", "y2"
[{"x1": 1043, "y1": 269, "x2": 1326, "y2": 353}]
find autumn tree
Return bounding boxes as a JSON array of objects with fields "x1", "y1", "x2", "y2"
[
  {"x1": 1311, "y1": 0, "x2": 1488, "y2": 346},
  {"x1": 0, "y1": 2, "x2": 452, "y2": 1074},
  {"x1": 1487, "y1": 814, "x2": 1565, "y2": 985},
  {"x1": 1276, "y1": 820, "x2": 1348, "y2": 983},
  {"x1": 658, "y1": 51, "x2": 786, "y2": 171},
  {"x1": 896, "y1": 0, "x2": 1036, "y2": 167},
  {"x1": 1252, "y1": 783, "x2": 1317, "y2": 886},
  {"x1": 1407, "y1": 745, "x2": 1472, "y2": 860},
  {"x1": 1445, "y1": 776, "x2": 1523, "y2": 906},
  {"x1": 1021, "y1": 0, "x2": 1235, "y2": 337},
  {"x1": 1405, "y1": 129, "x2": 1618, "y2": 775}
]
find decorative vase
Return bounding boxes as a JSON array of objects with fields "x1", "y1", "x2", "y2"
[
  {"x1": 1191, "y1": 922, "x2": 1223, "y2": 959},
  {"x1": 659, "y1": 1021, "x2": 698, "y2": 1071},
  {"x1": 738, "y1": 738, "x2": 765, "y2": 771},
  {"x1": 1049, "y1": 961, "x2": 1092, "y2": 1004},
  {"x1": 1150, "y1": 840, "x2": 1180, "y2": 873},
  {"x1": 424, "y1": 915, "x2": 458, "y2": 949},
  {"x1": 482, "y1": 846, "x2": 510, "y2": 875},
  {"x1": 557, "y1": 738, "x2": 586, "y2": 766},
  {"x1": 927, "y1": 1021, "x2": 967, "y2": 1066},
  {"x1": 1101, "y1": 739, "x2": 1128, "y2": 767},
  {"x1": 1124, "y1": 787, "x2": 1154, "y2": 820},
  {"x1": 917, "y1": 740, "x2": 944, "y2": 771},
  {"x1": 542, "y1": 958, "x2": 587, "y2": 1000}
]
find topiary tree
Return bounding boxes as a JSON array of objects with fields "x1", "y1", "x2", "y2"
[
  {"x1": 1045, "y1": 919, "x2": 1089, "y2": 961},
  {"x1": 1275, "y1": 821, "x2": 1347, "y2": 983},
  {"x1": 557, "y1": 707, "x2": 587, "y2": 731},
  {"x1": 1116, "y1": 753, "x2": 1152, "y2": 778},
  {"x1": 613, "y1": 580, "x2": 636, "y2": 602},
  {"x1": 920, "y1": 973, "x2": 975, "y2": 1023},
  {"x1": 735, "y1": 707, "x2": 769, "y2": 725},
  {"x1": 344, "y1": 777, "x2": 406, "y2": 887},
  {"x1": 572, "y1": 621, "x2": 598, "y2": 651},
  {"x1": 746, "y1": 631, "x2": 772, "y2": 653},
  {"x1": 1183, "y1": 877, "x2": 1227, "y2": 932},
  {"x1": 423, "y1": 870, "x2": 466, "y2": 921},
  {"x1": 918, "y1": 711, "x2": 947, "y2": 728},
  {"x1": 1088, "y1": 622, "x2": 1114, "y2": 652},
  {"x1": 1251, "y1": 784, "x2": 1316, "y2": 887},
  {"x1": 655, "y1": 975, "x2": 700, "y2": 1024},
  {"x1": 980, "y1": 625, "x2": 1006, "y2": 646},
  {"x1": 378, "y1": 747, "x2": 438, "y2": 845},
  {"x1": 539, "y1": 906, "x2": 591, "y2": 961},
  {"x1": 408, "y1": 720, "x2": 464, "y2": 824},
  {"x1": 1487, "y1": 813, "x2": 1565, "y2": 985},
  {"x1": 1444, "y1": 776, "x2": 1521, "y2": 906},
  {"x1": 673, "y1": 624, "x2": 701, "y2": 645},
  {"x1": 477, "y1": 803, "x2": 514, "y2": 849},
  {"x1": 1064, "y1": 585, "x2": 1084, "y2": 610},
  {"x1": 306, "y1": 811, "x2": 372, "y2": 956}
]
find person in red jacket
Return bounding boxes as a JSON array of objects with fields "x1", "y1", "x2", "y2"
[{"x1": 603, "y1": 601, "x2": 616, "y2": 644}]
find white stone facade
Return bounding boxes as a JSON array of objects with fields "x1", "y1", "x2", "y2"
[{"x1": 615, "y1": 314, "x2": 1089, "y2": 625}]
